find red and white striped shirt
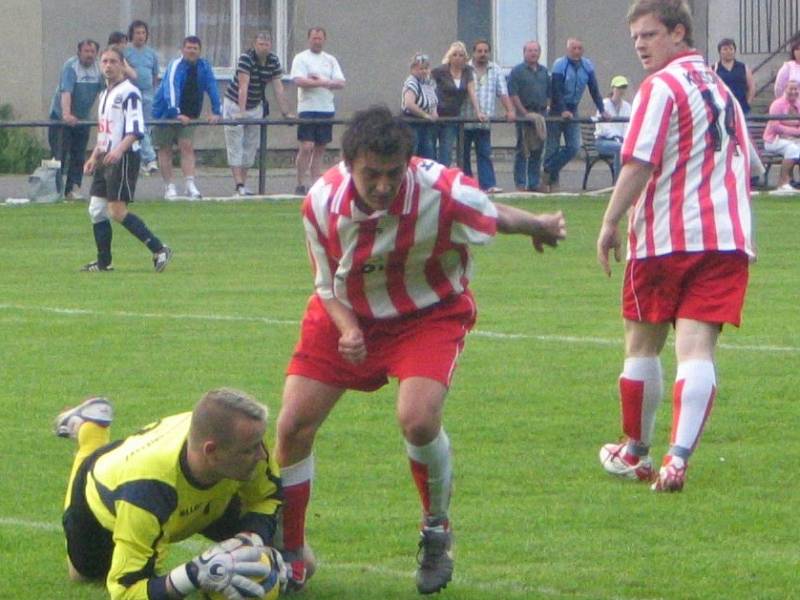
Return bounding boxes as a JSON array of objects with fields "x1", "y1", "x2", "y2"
[
  {"x1": 622, "y1": 51, "x2": 754, "y2": 259},
  {"x1": 302, "y1": 157, "x2": 498, "y2": 320}
]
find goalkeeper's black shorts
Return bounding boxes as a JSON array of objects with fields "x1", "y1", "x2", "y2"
[{"x1": 62, "y1": 440, "x2": 122, "y2": 579}]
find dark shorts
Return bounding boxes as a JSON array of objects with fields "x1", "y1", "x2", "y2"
[
  {"x1": 297, "y1": 111, "x2": 334, "y2": 144},
  {"x1": 62, "y1": 441, "x2": 122, "y2": 579},
  {"x1": 89, "y1": 151, "x2": 140, "y2": 203}
]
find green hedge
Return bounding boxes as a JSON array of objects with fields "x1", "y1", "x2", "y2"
[{"x1": 0, "y1": 104, "x2": 48, "y2": 174}]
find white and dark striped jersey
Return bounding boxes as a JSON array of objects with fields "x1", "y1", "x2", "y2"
[{"x1": 96, "y1": 79, "x2": 144, "y2": 153}]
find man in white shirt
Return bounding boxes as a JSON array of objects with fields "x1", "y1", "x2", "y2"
[{"x1": 290, "y1": 27, "x2": 346, "y2": 195}]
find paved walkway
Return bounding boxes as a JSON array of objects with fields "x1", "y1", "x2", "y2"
[{"x1": 1, "y1": 158, "x2": 614, "y2": 204}]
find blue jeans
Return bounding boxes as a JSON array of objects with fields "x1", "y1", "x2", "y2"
[
  {"x1": 139, "y1": 94, "x2": 157, "y2": 164},
  {"x1": 409, "y1": 120, "x2": 436, "y2": 160},
  {"x1": 462, "y1": 128, "x2": 496, "y2": 189},
  {"x1": 513, "y1": 123, "x2": 543, "y2": 190},
  {"x1": 595, "y1": 137, "x2": 622, "y2": 183},
  {"x1": 435, "y1": 122, "x2": 458, "y2": 167},
  {"x1": 543, "y1": 118, "x2": 581, "y2": 182}
]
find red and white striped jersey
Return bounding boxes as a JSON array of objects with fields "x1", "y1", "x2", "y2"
[
  {"x1": 95, "y1": 79, "x2": 144, "y2": 154},
  {"x1": 621, "y1": 51, "x2": 754, "y2": 259},
  {"x1": 302, "y1": 157, "x2": 498, "y2": 320}
]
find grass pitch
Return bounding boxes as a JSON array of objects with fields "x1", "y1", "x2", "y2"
[{"x1": 0, "y1": 195, "x2": 797, "y2": 599}]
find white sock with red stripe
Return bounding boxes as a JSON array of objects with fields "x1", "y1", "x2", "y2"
[
  {"x1": 619, "y1": 357, "x2": 663, "y2": 457},
  {"x1": 670, "y1": 360, "x2": 717, "y2": 459},
  {"x1": 406, "y1": 428, "x2": 452, "y2": 525},
  {"x1": 280, "y1": 455, "x2": 314, "y2": 556}
]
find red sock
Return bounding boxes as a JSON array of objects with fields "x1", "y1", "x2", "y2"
[{"x1": 281, "y1": 480, "x2": 310, "y2": 553}]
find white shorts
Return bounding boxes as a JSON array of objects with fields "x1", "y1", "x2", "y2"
[
  {"x1": 764, "y1": 137, "x2": 800, "y2": 160},
  {"x1": 223, "y1": 98, "x2": 262, "y2": 167}
]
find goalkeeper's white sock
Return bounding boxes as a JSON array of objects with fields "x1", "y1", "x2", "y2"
[{"x1": 406, "y1": 428, "x2": 452, "y2": 526}]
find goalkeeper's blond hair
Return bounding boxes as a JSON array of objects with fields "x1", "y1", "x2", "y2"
[{"x1": 189, "y1": 388, "x2": 268, "y2": 450}]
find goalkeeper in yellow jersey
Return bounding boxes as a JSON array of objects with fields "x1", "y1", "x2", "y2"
[{"x1": 55, "y1": 388, "x2": 285, "y2": 600}]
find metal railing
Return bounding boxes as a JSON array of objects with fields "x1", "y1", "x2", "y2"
[
  {"x1": 2, "y1": 112, "x2": 798, "y2": 196},
  {"x1": 740, "y1": 0, "x2": 800, "y2": 54}
]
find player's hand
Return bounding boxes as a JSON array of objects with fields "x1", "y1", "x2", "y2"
[
  {"x1": 102, "y1": 148, "x2": 123, "y2": 165},
  {"x1": 209, "y1": 114, "x2": 222, "y2": 124},
  {"x1": 477, "y1": 111, "x2": 489, "y2": 123},
  {"x1": 338, "y1": 327, "x2": 366, "y2": 364},
  {"x1": 177, "y1": 114, "x2": 192, "y2": 125},
  {"x1": 597, "y1": 220, "x2": 622, "y2": 277},
  {"x1": 83, "y1": 157, "x2": 96, "y2": 175},
  {"x1": 63, "y1": 114, "x2": 79, "y2": 126},
  {"x1": 168, "y1": 538, "x2": 269, "y2": 600},
  {"x1": 531, "y1": 210, "x2": 566, "y2": 253}
]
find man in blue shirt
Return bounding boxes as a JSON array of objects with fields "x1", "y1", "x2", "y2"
[
  {"x1": 153, "y1": 36, "x2": 222, "y2": 200},
  {"x1": 48, "y1": 40, "x2": 103, "y2": 200},
  {"x1": 125, "y1": 20, "x2": 161, "y2": 174},
  {"x1": 542, "y1": 38, "x2": 609, "y2": 192}
]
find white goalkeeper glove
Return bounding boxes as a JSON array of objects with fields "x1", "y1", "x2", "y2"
[{"x1": 168, "y1": 537, "x2": 269, "y2": 600}]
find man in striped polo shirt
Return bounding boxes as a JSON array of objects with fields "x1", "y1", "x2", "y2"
[
  {"x1": 596, "y1": 0, "x2": 760, "y2": 493},
  {"x1": 223, "y1": 32, "x2": 292, "y2": 196},
  {"x1": 275, "y1": 106, "x2": 565, "y2": 594}
]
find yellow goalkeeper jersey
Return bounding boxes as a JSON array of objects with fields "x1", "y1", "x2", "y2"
[{"x1": 83, "y1": 412, "x2": 281, "y2": 600}]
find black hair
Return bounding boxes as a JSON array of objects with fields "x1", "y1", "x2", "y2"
[
  {"x1": 183, "y1": 35, "x2": 202, "y2": 48},
  {"x1": 128, "y1": 20, "x2": 149, "y2": 42},
  {"x1": 107, "y1": 31, "x2": 128, "y2": 46},
  {"x1": 77, "y1": 39, "x2": 100, "y2": 53},
  {"x1": 717, "y1": 38, "x2": 736, "y2": 52},
  {"x1": 341, "y1": 106, "x2": 414, "y2": 165}
]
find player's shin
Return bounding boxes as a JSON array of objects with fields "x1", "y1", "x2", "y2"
[
  {"x1": 280, "y1": 454, "x2": 314, "y2": 587},
  {"x1": 620, "y1": 356, "x2": 663, "y2": 455},
  {"x1": 406, "y1": 428, "x2": 452, "y2": 526},
  {"x1": 670, "y1": 359, "x2": 717, "y2": 458}
]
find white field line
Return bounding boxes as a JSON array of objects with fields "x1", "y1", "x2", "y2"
[
  {"x1": 1, "y1": 303, "x2": 798, "y2": 354},
  {"x1": 0, "y1": 516, "x2": 660, "y2": 600}
]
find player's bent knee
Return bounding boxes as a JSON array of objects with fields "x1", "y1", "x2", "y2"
[
  {"x1": 67, "y1": 558, "x2": 89, "y2": 583},
  {"x1": 88, "y1": 196, "x2": 109, "y2": 223}
]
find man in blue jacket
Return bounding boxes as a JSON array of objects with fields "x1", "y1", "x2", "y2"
[
  {"x1": 153, "y1": 36, "x2": 221, "y2": 200},
  {"x1": 542, "y1": 38, "x2": 609, "y2": 192}
]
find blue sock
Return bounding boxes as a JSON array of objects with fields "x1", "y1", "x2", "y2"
[
  {"x1": 92, "y1": 220, "x2": 113, "y2": 267},
  {"x1": 121, "y1": 213, "x2": 162, "y2": 253}
]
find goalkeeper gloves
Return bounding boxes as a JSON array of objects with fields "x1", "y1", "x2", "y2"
[{"x1": 168, "y1": 537, "x2": 269, "y2": 600}]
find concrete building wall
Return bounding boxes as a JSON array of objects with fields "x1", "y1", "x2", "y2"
[{"x1": 0, "y1": 1, "x2": 44, "y2": 120}]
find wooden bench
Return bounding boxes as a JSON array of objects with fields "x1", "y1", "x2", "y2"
[
  {"x1": 746, "y1": 120, "x2": 783, "y2": 187},
  {"x1": 580, "y1": 122, "x2": 614, "y2": 190}
]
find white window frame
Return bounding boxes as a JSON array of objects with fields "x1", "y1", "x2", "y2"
[
  {"x1": 184, "y1": 0, "x2": 288, "y2": 79},
  {"x1": 493, "y1": 0, "x2": 548, "y2": 73}
]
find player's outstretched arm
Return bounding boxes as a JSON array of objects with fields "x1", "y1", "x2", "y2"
[{"x1": 494, "y1": 202, "x2": 566, "y2": 253}]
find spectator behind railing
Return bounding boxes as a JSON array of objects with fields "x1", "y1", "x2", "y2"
[
  {"x1": 153, "y1": 35, "x2": 222, "y2": 200},
  {"x1": 125, "y1": 20, "x2": 161, "y2": 175},
  {"x1": 290, "y1": 27, "x2": 346, "y2": 196},
  {"x1": 401, "y1": 52, "x2": 438, "y2": 160},
  {"x1": 223, "y1": 31, "x2": 292, "y2": 197},
  {"x1": 431, "y1": 41, "x2": 485, "y2": 167},
  {"x1": 764, "y1": 79, "x2": 800, "y2": 195},
  {"x1": 773, "y1": 38, "x2": 800, "y2": 99},
  {"x1": 594, "y1": 75, "x2": 632, "y2": 184},
  {"x1": 462, "y1": 39, "x2": 515, "y2": 194},
  {"x1": 712, "y1": 38, "x2": 754, "y2": 116},
  {"x1": 47, "y1": 39, "x2": 103, "y2": 200},
  {"x1": 508, "y1": 40, "x2": 550, "y2": 192}
]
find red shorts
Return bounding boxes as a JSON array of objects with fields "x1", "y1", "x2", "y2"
[
  {"x1": 287, "y1": 293, "x2": 477, "y2": 391},
  {"x1": 622, "y1": 251, "x2": 749, "y2": 326}
]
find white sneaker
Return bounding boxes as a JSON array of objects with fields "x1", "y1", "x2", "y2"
[
  {"x1": 144, "y1": 160, "x2": 159, "y2": 174},
  {"x1": 164, "y1": 183, "x2": 178, "y2": 200},
  {"x1": 54, "y1": 397, "x2": 113, "y2": 438},
  {"x1": 236, "y1": 185, "x2": 255, "y2": 197},
  {"x1": 769, "y1": 183, "x2": 796, "y2": 196},
  {"x1": 186, "y1": 181, "x2": 202, "y2": 200},
  {"x1": 65, "y1": 190, "x2": 84, "y2": 201}
]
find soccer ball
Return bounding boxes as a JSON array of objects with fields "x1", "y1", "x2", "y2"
[{"x1": 203, "y1": 549, "x2": 282, "y2": 600}]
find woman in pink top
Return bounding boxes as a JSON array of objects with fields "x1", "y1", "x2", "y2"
[
  {"x1": 773, "y1": 39, "x2": 800, "y2": 98},
  {"x1": 764, "y1": 79, "x2": 800, "y2": 194}
]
